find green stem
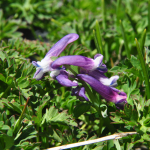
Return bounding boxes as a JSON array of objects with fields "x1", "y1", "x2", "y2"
[
  {"x1": 83, "y1": 83, "x2": 103, "y2": 135},
  {"x1": 105, "y1": 43, "x2": 109, "y2": 62},
  {"x1": 14, "y1": 97, "x2": 30, "y2": 134},
  {"x1": 102, "y1": 0, "x2": 106, "y2": 29},
  {"x1": 66, "y1": 66, "x2": 116, "y2": 133},
  {"x1": 82, "y1": 81, "x2": 115, "y2": 133},
  {"x1": 81, "y1": 81, "x2": 98, "y2": 105},
  {"x1": 116, "y1": 0, "x2": 121, "y2": 29},
  {"x1": 61, "y1": 87, "x2": 65, "y2": 99},
  {"x1": 135, "y1": 38, "x2": 150, "y2": 99},
  {"x1": 126, "y1": 13, "x2": 137, "y2": 34},
  {"x1": 140, "y1": 29, "x2": 146, "y2": 56},
  {"x1": 65, "y1": 65, "x2": 77, "y2": 76}
]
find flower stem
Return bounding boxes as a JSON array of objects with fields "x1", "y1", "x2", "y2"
[
  {"x1": 82, "y1": 81, "x2": 116, "y2": 133},
  {"x1": 64, "y1": 65, "x2": 77, "y2": 76}
]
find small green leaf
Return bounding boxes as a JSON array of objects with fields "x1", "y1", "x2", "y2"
[
  {"x1": 7, "y1": 128, "x2": 13, "y2": 136},
  {"x1": 124, "y1": 104, "x2": 132, "y2": 118},
  {"x1": 130, "y1": 89, "x2": 139, "y2": 95},
  {"x1": 42, "y1": 107, "x2": 77, "y2": 126},
  {"x1": 73, "y1": 103, "x2": 91, "y2": 118},
  {"x1": 109, "y1": 66, "x2": 120, "y2": 72},
  {"x1": 1, "y1": 125, "x2": 10, "y2": 130},
  {"x1": 143, "y1": 118, "x2": 150, "y2": 127},
  {"x1": 131, "y1": 109, "x2": 138, "y2": 123},
  {"x1": 51, "y1": 56, "x2": 58, "y2": 61},
  {"x1": 3, "y1": 134, "x2": 14, "y2": 149},
  {"x1": 6, "y1": 76, "x2": 13, "y2": 85},
  {"x1": 17, "y1": 78, "x2": 30, "y2": 89},
  {"x1": 0, "y1": 51, "x2": 6, "y2": 61},
  {"x1": 0, "y1": 121, "x2": 4, "y2": 127},
  {"x1": 0, "y1": 74, "x2": 5, "y2": 82},
  {"x1": 52, "y1": 129, "x2": 63, "y2": 142},
  {"x1": 130, "y1": 55, "x2": 142, "y2": 70}
]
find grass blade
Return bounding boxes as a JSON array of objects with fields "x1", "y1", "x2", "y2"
[
  {"x1": 101, "y1": 0, "x2": 106, "y2": 29},
  {"x1": 126, "y1": 12, "x2": 137, "y2": 34},
  {"x1": 95, "y1": 20, "x2": 103, "y2": 55},
  {"x1": 116, "y1": 0, "x2": 121, "y2": 28},
  {"x1": 135, "y1": 38, "x2": 150, "y2": 99},
  {"x1": 140, "y1": 29, "x2": 146, "y2": 56},
  {"x1": 93, "y1": 29, "x2": 100, "y2": 54},
  {"x1": 13, "y1": 97, "x2": 30, "y2": 134}
]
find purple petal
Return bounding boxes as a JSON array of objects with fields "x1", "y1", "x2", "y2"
[
  {"x1": 51, "y1": 55, "x2": 103, "y2": 70},
  {"x1": 78, "y1": 87, "x2": 89, "y2": 101},
  {"x1": 32, "y1": 61, "x2": 39, "y2": 67},
  {"x1": 77, "y1": 74, "x2": 127, "y2": 105},
  {"x1": 89, "y1": 70, "x2": 119, "y2": 87},
  {"x1": 50, "y1": 70, "x2": 60, "y2": 78},
  {"x1": 50, "y1": 68, "x2": 75, "y2": 78},
  {"x1": 80, "y1": 68, "x2": 88, "y2": 74},
  {"x1": 108, "y1": 76, "x2": 119, "y2": 86},
  {"x1": 98, "y1": 64, "x2": 108, "y2": 73},
  {"x1": 44, "y1": 33, "x2": 79, "y2": 58},
  {"x1": 32, "y1": 34, "x2": 79, "y2": 80},
  {"x1": 115, "y1": 95, "x2": 127, "y2": 109},
  {"x1": 72, "y1": 86, "x2": 89, "y2": 101},
  {"x1": 88, "y1": 69, "x2": 106, "y2": 80},
  {"x1": 33, "y1": 68, "x2": 44, "y2": 80},
  {"x1": 94, "y1": 54, "x2": 103, "y2": 59},
  {"x1": 55, "y1": 70, "x2": 78, "y2": 87},
  {"x1": 110, "y1": 87, "x2": 120, "y2": 92},
  {"x1": 94, "y1": 54, "x2": 107, "y2": 73},
  {"x1": 50, "y1": 68, "x2": 64, "y2": 78}
]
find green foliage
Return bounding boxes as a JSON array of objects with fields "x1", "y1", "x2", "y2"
[
  {"x1": 1, "y1": 0, "x2": 150, "y2": 149},
  {"x1": 1, "y1": 0, "x2": 149, "y2": 51},
  {"x1": 0, "y1": 38, "x2": 103, "y2": 149},
  {"x1": 0, "y1": 9, "x2": 24, "y2": 40},
  {"x1": 0, "y1": 34, "x2": 150, "y2": 149}
]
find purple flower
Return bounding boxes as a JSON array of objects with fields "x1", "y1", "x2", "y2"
[
  {"x1": 32, "y1": 33, "x2": 79, "y2": 80},
  {"x1": 50, "y1": 69, "x2": 78, "y2": 87},
  {"x1": 71, "y1": 86, "x2": 89, "y2": 101},
  {"x1": 51, "y1": 54, "x2": 106, "y2": 71},
  {"x1": 88, "y1": 69, "x2": 119, "y2": 87},
  {"x1": 77, "y1": 74, "x2": 127, "y2": 108}
]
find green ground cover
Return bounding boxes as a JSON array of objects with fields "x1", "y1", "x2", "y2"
[{"x1": 0, "y1": 0, "x2": 150, "y2": 149}]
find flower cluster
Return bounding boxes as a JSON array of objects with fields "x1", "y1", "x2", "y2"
[{"x1": 32, "y1": 33, "x2": 127, "y2": 109}]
